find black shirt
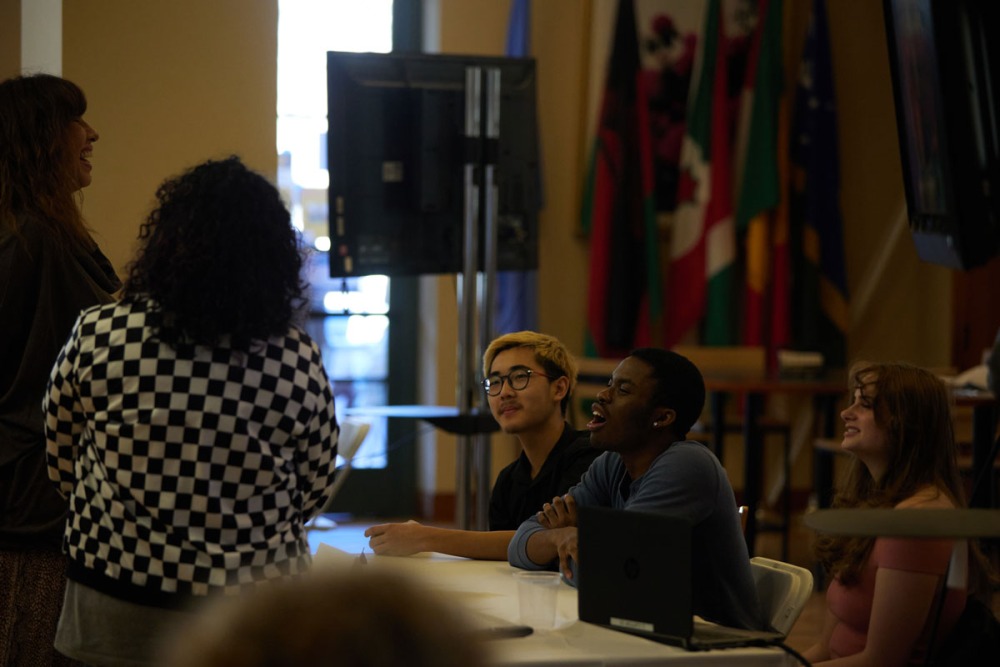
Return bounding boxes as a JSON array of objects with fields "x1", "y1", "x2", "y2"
[
  {"x1": 0, "y1": 221, "x2": 120, "y2": 550},
  {"x1": 488, "y1": 424, "x2": 599, "y2": 531}
]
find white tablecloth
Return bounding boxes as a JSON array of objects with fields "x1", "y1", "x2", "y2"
[{"x1": 314, "y1": 545, "x2": 797, "y2": 666}]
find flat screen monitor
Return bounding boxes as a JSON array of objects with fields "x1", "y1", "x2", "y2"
[
  {"x1": 326, "y1": 51, "x2": 540, "y2": 277},
  {"x1": 883, "y1": 0, "x2": 1000, "y2": 269}
]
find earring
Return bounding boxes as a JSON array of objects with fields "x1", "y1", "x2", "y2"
[{"x1": 652, "y1": 421, "x2": 659, "y2": 427}]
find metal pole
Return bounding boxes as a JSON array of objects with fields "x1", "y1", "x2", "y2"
[
  {"x1": 474, "y1": 66, "x2": 502, "y2": 530},
  {"x1": 456, "y1": 66, "x2": 482, "y2": 530}
]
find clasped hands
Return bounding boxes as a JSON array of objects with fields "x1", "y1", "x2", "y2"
[{"x1": 536, "y1": 493, "x2": 579, "y2": 580}]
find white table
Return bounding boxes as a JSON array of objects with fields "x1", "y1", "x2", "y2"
[{"x1": 314, "y1": 546, "x2": 797, "y2": 666}]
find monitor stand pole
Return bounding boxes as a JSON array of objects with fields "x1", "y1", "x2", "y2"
[{"x1": 455, "y1": 66, "x2": 502, "y2": 531}]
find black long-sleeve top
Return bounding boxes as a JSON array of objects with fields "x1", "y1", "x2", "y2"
[{"x1": 0, "y1": 219, "x2": 120, "y2": 549}]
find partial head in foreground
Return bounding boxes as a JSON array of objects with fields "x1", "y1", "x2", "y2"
[{"x1": 159, "y1": 568, "x2": 490, "y2": 667}]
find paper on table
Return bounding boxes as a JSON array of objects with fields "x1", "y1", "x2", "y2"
[{"x1": 314, "y1": 543, "x2": 365, "y2": 569}]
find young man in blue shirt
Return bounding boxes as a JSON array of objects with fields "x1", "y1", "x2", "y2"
[{"x1": 508, "y1": 348, "x2": 762, "y2": 630}]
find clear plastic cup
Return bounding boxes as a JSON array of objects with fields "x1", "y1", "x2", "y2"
[{"x1": 513, "y1": 570, "x2": 562, "y2": 630}]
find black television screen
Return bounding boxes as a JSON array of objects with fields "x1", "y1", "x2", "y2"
[
  {"x1": 883, "y1": 0, "x2": 1000, "y2": 270},
  {"x1": 326, "y1": 51, "x2": 540, "y2": 277}
]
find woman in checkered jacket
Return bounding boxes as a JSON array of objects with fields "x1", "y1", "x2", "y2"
[{"x1": 43, "y1": 156, "x2": 340, "y2": 666}]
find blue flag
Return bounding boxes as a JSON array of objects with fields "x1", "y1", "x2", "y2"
[
  {"x1": 790, "y1": 0, "x2": 848, "y2": 367},
  {"x1": 495, "y1": 0, "x2": 539, "y2": 335}
]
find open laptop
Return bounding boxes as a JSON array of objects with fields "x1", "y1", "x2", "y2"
[{"x1": 576, "y1": 505, "x2": 784, "y2": 650}]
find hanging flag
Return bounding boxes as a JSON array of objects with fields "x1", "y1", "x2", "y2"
[
  {"x1": 733, "y1": 0, "x2": 783, "y2": 348},
  {"x1": 766, "y1": 0, "x2": 797, "y2": 370},
  {"x1": 583, "y1": 0, "x2": 659, "y2": 358},
  {"x1": 767, "y1": 82, "x2": 793, "y2": 370},
  {"x1": 505, "y1": 0, "x2": 530, "y2": 55},
  {"x1": 665, "y1": 0, "x2": 735, "y2": 347},
  {"x1": 790, "y1": 0, "x2": 849, "y2": 367},
  {"x1": 494, "y1": 0, "x2": 539, "y2": 335}
]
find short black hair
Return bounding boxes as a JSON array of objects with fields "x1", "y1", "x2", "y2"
[{"x1": 629, "y1": 348, "x2": 706, "y2": 436}]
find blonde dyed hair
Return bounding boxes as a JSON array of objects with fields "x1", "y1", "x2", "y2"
[{"x1": 482, "y1": 331, "x2": 578, "y2": 414}]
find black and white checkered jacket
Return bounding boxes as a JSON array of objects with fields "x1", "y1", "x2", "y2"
[{"x1": 43, "y1": 299, "x2": 339, "y2": 608}]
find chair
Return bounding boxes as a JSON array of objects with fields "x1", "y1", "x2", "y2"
[
  {"x1": 328, "y1": 417, "x2": 370, "y2": 500},
  {"x1": 309, "y1": 417, "x2": 371, "y2": 530},
  {"x1": 750, "y1": 556, "x2": 814, "y2": 635}
]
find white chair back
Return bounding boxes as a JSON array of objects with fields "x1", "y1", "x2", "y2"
[
  {"x1": 750, "y1": 556, "x2": 814, "y2": 635},
  {"x1": 326, "y1": 417, "x2": 371, "y2": 501}
]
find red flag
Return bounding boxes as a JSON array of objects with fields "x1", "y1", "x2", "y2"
[
  {"x1": 584, "y1": 0, "x2": 659, "y2": 358},
  {"x1": 767, "y1": 0, "x2": 795, "y2": 370},
  {"x1": 666, "y1": 0, "x2": 734, "y2": 347}
]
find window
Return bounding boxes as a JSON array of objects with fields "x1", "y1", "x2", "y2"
[{"x1": 277, "y1": 0, "x2": 394, "y2": 471}]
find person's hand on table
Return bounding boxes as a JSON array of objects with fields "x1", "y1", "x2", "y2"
[
  {"x1": 552, "y1": 527, "x2": 579, "y2": 581},
  {"x1": 525, "y1": 524, "x2": 579, "y2": 579},
  {"x1": 364, "y1": 520, "x2": 427, "y2": 556}
]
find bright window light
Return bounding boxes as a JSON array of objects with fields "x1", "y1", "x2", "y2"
[
  {"x1": 346, "y1": 314, "x2": 390, "y2": 346},
  {"x1": 277, "y1": 0, "x2": 392, "y2": 190},
  {"x1": 279, "y1": 0, "x2": 394, "y2": 474}
]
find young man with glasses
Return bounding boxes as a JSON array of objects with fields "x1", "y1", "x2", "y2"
[{"x1": 364, "y1": 331, "x2": 599, "y2": 559}]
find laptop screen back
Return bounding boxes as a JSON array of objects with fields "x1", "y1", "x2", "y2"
[{"x1": 577, "y1": 506, "x2": 694, "y2": 641}]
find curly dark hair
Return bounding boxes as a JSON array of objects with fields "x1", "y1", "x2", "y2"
[
  {"x1": 0, "y1": 73, "x2": 91, "y2": 247},
  {"x1": 122, "y1": 156, "x2": 307, "y2": 350}
]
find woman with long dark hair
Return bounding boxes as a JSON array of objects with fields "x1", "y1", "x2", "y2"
[
  {"x1": 0, "y1": 73, "x2": 120, "y2": 666},
  {"x1": 43, "y1": 156, "x2": 339, "y2": 666},
  {"x1": 804, "y1": 362, "x2": 993, "y2": 666}
]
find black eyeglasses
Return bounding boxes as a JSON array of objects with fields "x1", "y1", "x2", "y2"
[{"x1": 481, "y1": 369, "x2": 555, "y2": 396}]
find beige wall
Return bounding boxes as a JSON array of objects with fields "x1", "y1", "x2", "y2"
[
  {"x1": 0, "y1": 0, "x2": 19, "y2": 73},
  {"x1": 60, "y1": 0, "x2": 278, "y2": 275},
  {"x1": 2, "y1": 0, "x2": 955, "y2": 503}
]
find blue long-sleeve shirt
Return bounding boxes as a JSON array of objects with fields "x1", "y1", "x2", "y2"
[{"x1": 508, "y1": 441, "x2": 762, "y2": 630}]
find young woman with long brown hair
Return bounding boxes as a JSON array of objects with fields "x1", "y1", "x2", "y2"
[
  {"x1": 0, "y1": 73, "x2": 120, "y2": 666},
  {"x1": 805, "y1": 362, "x2": 993, "y2": 666}
]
